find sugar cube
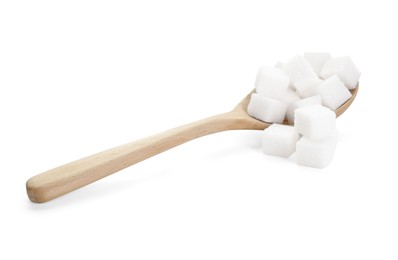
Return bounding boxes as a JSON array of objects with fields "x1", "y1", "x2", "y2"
[
  {"x1": 282, "y1": 88, "x2": 301, "y2": 104},
  {"x1": 294, "y1": 105, "x2": 336, "y2": 140},
  {"x1": 247, "y1": 52, "x2": 359, "y2": 169},
  {"x1": 247, "y1": 93, "x2": 288, "y2": 123},
  {"x1": 262, "y1": 124, "x2": 299, "y2": 157},
  {"x1": 320, "y1": 56, "x2": 361, "y2": 90},
  {"x1": 318, "y1": 75, "x2": 352, "y2": 110},
  {"x1": 304, "y1": 52, "x2": 331, "y2": 76},
  {"x1": 255, "y1": 66, "x2": 290, "y2": 99},
  {"x1": 284, "y1": 55, "x2": 319, "y2": 93},
  {"x1": 295, "y1": 78, "x2": 323, "y2": 98},
  {"x1": 286, "y1": 95, "x2": 322, "y2": 124},
  {"x1": 296, "y1": 134, "x2": 338, "y2": 168}
]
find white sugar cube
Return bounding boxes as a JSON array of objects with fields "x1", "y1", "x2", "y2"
[
  {"x1": 262, "y1": 124, "x2": 299, "y2": 157},
  {"x1": 296, "y1": 134, "x2": 338, "y2": 168},
  {"x1": 294, "y1": 105, "x2": 336, "y2": 140},
  {"x1": 282, "y1": 88, "x2": 301, "y2": 104},
  {"x1": 255, "y1": 66, "x2": 290, "y2": 99},
  {"x1": 304, "y1": 52, "x2": 331, "y2": 76},
  {"x1": 318, "y1": 75, "x2": 352, "y2": 110},
  {"x1": 248, "y1": 93, "x2": 287, "y2": 123},
  {"x1": 286, "y1": 95, "x2": 322, "y2": 124},
  {"x1": 320, "y1": 56, "x2": 361, "y2": 90},
  {"x1": 284, "y1": 55, "x2": 319, "y2": 93},
  {"x1": 276, "y1": 61, "x2": 296, "y2": 91},
  {"x1": 295, "y1": 78, "x2": 323, "y2": 98}
]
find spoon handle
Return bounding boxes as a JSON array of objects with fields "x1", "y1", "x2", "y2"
[{"x1": 26, "y1": 112, "x2": 242, "y2": 203}]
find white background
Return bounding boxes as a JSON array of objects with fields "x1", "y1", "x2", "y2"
[{"x1": 1, "y1": 0, "x2": 397, "y2": 259}]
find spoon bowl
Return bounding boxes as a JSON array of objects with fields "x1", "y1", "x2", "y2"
[{"x1": 26, "y1": 86, "x2": 358, "y2": 203}]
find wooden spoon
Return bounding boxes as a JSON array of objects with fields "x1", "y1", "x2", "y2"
[{"x1": 26, "y1": 87, "x2": 358, "y2": 203}]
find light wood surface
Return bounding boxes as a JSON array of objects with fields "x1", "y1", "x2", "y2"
[{"x1": 26, "y1": 87, "x2": 358, "y2": 203}]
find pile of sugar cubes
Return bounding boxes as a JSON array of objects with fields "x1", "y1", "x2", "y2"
[{"x1": 248, "y1": 53, "x2": 360, "y2": 168}]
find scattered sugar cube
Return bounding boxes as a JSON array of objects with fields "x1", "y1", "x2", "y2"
[
  {"x1": 286, "y1": 95, "x2": 322, "y2": 124},
  {"x1": 318, "y1": 75, "x2": 352, "y2": 110},
  {"x1": 304, "y1": 52, "x2": 331, "y2": 76},
  {"x1": 296, "y1": 134, "x2": 338, "y2": 168},
  {"x1": 248, "y1": 53, "x2": 359, "y2": 169},
  {"x1": 262, "y1": 124, "x2": 299, "y2": 157},
  {"x1": 255, "y1": 66, "x2": 290, "y2": 99},
  {"x1": 320, "y1": 56, "x2": 361, "y2": 90},
  {"x1": 284, "y1": 55, "x2": 319, "y2": 93},
  {"x1": 248, "y1": 93, "x2": 288, "y2": 123},
  {"x1": 295, "y1": 105, "x2": 336, "y2": 140}
]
